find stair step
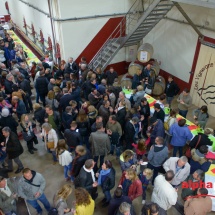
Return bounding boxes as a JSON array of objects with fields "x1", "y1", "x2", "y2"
[{"x1": 153, "y1": 8, "x2": 170, "y2": 12}]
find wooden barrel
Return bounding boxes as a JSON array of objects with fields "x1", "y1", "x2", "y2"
[
  {"x1": 137, "y1": 43, "x2": 154, "y2": 63},
  {"x1": 151, "y1": 61, "x2": 160, "y2": 77},
  {"x1": 128, "y1": 62, "x2": 143, "y2": 76},
  {"x1": 120, "y1": 74, "x2": 132, "y2": 89},
  {"x1": 152, "y1": 76, "x2": 166, "y2": 96}
]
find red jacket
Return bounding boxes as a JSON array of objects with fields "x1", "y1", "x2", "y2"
[{"x1": 119, "y1": 171, "x2": 143, "y2": 201}]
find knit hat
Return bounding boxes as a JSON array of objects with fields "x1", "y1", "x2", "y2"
[{"x1": 1, "y1": 108, "x2": 9, "y2": 117}]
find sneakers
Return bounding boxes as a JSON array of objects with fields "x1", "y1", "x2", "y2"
[{"x1": 142, "y1": 200, "x2": 146, "y2": 205}]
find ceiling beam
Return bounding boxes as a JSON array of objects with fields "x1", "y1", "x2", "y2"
[{"x1": 171, "y1": 0, "x2": 215, "y2": 9}]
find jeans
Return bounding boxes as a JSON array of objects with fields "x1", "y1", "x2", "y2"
[
  {"x1": 64, "y1": 163, "x2": 72, "y2": 179},
  {"x1": 0, "y1": 150, "x2": 7, "y2": 164},
  {"x1": 48, "y1": 150, "x2": 58, "y2": 162},
  {"x1": 147, "y1": 162, "x2": 165, "y2": 185},
  {"x1": 94, "y1": 155, "x2": 105, "y2": 172},
  {"x1": 179, "y1": 109, "x2": 188, "y2": 118},
  {"x1": 27, "y1": 193, "x2": 51, "y2": 213},
  {"x1": 104, "y1": 190, "x2": 111, "y2": 202},
  {"x1": 173, "y1": 146, "x2": 183, "y2": 157},
  {"x1": 166, "y1": 96, "x2": 174, "y2": 107},
  {"x1": 8, "y1": 156, "x2": 24, "y2": 171},
  {"x1": 110, "y1": 145, "x2": 121, "y2": 157}
]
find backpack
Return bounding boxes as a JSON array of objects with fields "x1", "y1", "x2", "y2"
[{"x1": 48, "y1": 200, "x2": 64, "y2": 215}]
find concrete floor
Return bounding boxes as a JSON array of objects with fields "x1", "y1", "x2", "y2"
[{"x1": 8, "y1": 96, "x2": 215, "y2": 215}]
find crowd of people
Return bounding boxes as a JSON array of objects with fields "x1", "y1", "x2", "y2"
[{"x1": 0, "y1": 29, "x2": 214, "y2": 215}]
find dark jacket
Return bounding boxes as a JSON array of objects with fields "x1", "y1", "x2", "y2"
[
  {"x1": 76, "y1": 166, "x2": 97, "y2": 196},
  {"x1": 189, "y1": 133, "x2": 213, "y2": 149},
  {"x1": 62, "y1": 112, "x2": 74, "y2": 129},
  {"x1": 65, "y1": 62, "x2": 78, "y2": 74},
  {"x1": 71, "y1": 87, "x2": 81, "y2": 103},
  {"x1": 64, "y1": 129, "x2": 82, "y2": 148},
  {"x1": 108, "y1": 195, "x2": 132, "y2": 215},
  {"x1": 85, "y1": 81, "x2": 96, "y2": 98},
  {"x1": 4, "y1": 79, "x2": 13, "y2": 95},
  {"x1": 153, "y1": 109, "x2": 165, "y2": 122},
  {"x1": 132, "y1": 74, "x2": 142, "y2": 89},
  {"x1": 59, "y1": 93, "x2": 75, "y2": 111},
  {"x1": 151, "y1": 119, "x2": 165, "y2": 144},
  {"x1": 45, "y1": 111, "x2": 61, "y2": 130},
  {"x1": 19, "y1": 79, "x2": 32, "y2": 96},
  {"x1": 76, "y1": 120, "x2": 90, "y2": 136},
  {"x1": 98, "y1": 105, "x2": 110, "y2": 126},
  {"x1": 35, "y1": 76, "x2": 49, "y2": 95},
  {"x1": 5, "y1": 132, "x2": 24, "y2": 159},
  {"x1": 42, "y1": 61, "x2": 50, "y2": 70},
  {"x1": 105, "y1": 70, "x2": 118, "y2": 86},
  {"x1": 124, "y1": 121, "x2": 135, "y2": 145},
  {"x1": 19, "y1": 68, "x2": 30, "y2": 80},
  {"x1": 88, "y1": 93, "x2": 101, "y2": 106},
  {"x1": 139, "y1": 102, "x2": 150, "y2": 125},
  {"x1": 0, "y1": 115, "x2": 18, "y2": 133},
  {"x1": 97, "y1": 84, "x2": 106, "y2": 95},
  {"x1": 33, "y1": 107, "x2": 45, "y2": 125},
  {"x1": 71, "y1": 150, "x2": 92, "y2": 177},
  {"x1": 97, "y1": 167, "x2": 115, "y2": 191},
  {"x1": 165, "y1": 81, "x2": 180, "y2": 97},
  {"x1": 116, "y1": 107, "x2": 127, "y2": 129},
  {"x1": 16, "y1": 99, "x2": 27, "y2": 116}
]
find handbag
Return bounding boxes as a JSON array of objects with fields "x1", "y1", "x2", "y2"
[
  {"x1": 22, "y1": 131, "x2": 34, "y2": 142},
  {"x1": 47, "y1": 141, "x2": 55, "y2": 149},
  {"x1": 145, "y1": 87, "x2": 152, "y2": 95},
  {"x1": 185, "y1": 135, "x2": 201, "y2": 158}
]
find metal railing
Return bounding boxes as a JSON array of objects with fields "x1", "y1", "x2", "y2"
[{"x1": 88, "y1": 0, "x2": 156, "y2": 70}]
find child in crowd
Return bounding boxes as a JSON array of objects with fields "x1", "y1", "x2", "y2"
[
  {"x1": 132, "y1": 139, "x2": 148, "y2": 160},
  {"x1": 56, "y1": 139, "x2": 73, "y2": 181},
  {"x1": 139, "y1": 168, "x2": 153, "y2": 204}
]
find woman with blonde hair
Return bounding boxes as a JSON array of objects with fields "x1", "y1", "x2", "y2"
[
  {"x1": 45, "y1": 90, "x2": 59, "y2": 110},
  {"x1": 118, "y1": 168, "x2": 142, "y2": 201},
  {"x1": 87, "y1": 105, "x2": 98, "y2": 126},
  {"x1": 54, "y1": 184, "x2": 74, "y2": 215},
  {"x1": 74, "y1": 188, "x2": 95, "y2": 215},
  {"x1": 56, "y1": 139, "x2": 73, "y2": 181},
  {"x1": 41, "y1": 123, "x2": 58, "y2": 164},
  {"x1": 20, "y1": 114, "x2": 38, "y2": 154},
  {"x1": 119, "y1": 150, "x2": 137, "y2": 171}
]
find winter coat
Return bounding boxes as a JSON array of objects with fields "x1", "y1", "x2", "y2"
[
  {"x1": 4, "y1": 79, "x2": 13, "y2": 95},
  {"x1": 163, "y1": 157, "x2": 190, "y2": 186},
  {"x1": 150, "y1": 119, "x2": 165, "y2": 144},
  {"x1": 18, "y1": 171, "x2": 46, "y2": 200},
  {"x1": 108, "y1": 195, "x2": 132, "y2": 215},
  {"x1": 97, "y1": 167, "x2": 115, "y2": 191},
  {"x1": 169, "y1": 123, "x2": 193, "y2": 147},
  {"x1": 64, "y1": 129, "x2": 82, "y2": 148},
  {"x1": 165, "y1": 81, "x2": 180, "y2": 97},
  {"x1": 151, "y1": 175, "x2": 178, "y2": 210},
  {"x1": 0, "y1": 115, "x2": 18, "y2": 133},
  {"x1": 132, "y1": 74, "x2": 142, "y2": 89},
  {"x1": 76, "y1": 119, "x2": 90, "y2": 136},
  {"x1": 62, "y1": 112, "x2": 74, "y2": 129},
  {"x1": 119, "y1": 172, "x2": 143, "y2": 201},
  {"x1": 106, "y1": 70, "x2": 118, "y2": 86},
  {"x1": 19, "y1": 79, "x2": 32, "y2": 96},
  {"x1": 16, "y1": 99, "x2": 27, "y2": 116},
  {"x1": 59, "y1": 94, "x2": 75, "y2": 111},
  {"x1": 5, "y1": 132, "x2": 23, "y2": 159},
  {"x1": 33, "y1": 107, "x2": 45, "y2": 125},
  {"x1": 116, "y1": 107, "x2": 127, "y2": 129},
  {"x1": 35, "y1": 76, "x2": 49, "y2": 95},
  {"x1": 71, "y1": 150, "x2": 92, "y2": 177},
  {"x1": 119, "y1": 151, "x2": 137, "y2": 171},
  {"x1": 189, "y1": 133, "x2": 212, "y2": 149},
  {"x1": 124, "y1": 120, "x2": 135, "y2": 145},
  {"x1": 89, "y1": 130, "x2": 111, "y2": 156},
  {"x1": 0, "y1": 178, "x2": 17, "y2": 213}
]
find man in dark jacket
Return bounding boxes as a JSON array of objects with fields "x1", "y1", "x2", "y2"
[
  {"x1": 12, "y1": 96, "x2": 27, "y2": 120},
  {"x1": 88, "y1": 88, "x2": 101, "y2": 106},
  {"x1": 85, "y1": 78, "x2": 96, "y2": 99},
  {"x1": 75, "y1": 159, "x2": 98, "y2": 200},
  {"x1": 40, "y1": 57, "x2": 50, "y2": 70},
  {"x1": 108, "y1": 187, "x2": 132, "y2": 215},
  {"x1": 64, "y1": 121, "x2": 81, "y2": 151},
  {"x1": 19, "y1": 63, "x2": 30, "y2": 80},
  {"x1": 65, "y1": 57, "x2": 78, "y2": 74},
  {"x1": 2, "y1": 127, "x2": 24, "y2": 174},
  {"x1": 4, "y1": 74, "x2": 14, "y2": 96},
  {"x1": 59, "y1": 88, "x2": 75, "y2": 111},
  {"x1": 153, "y1": 103, "x2": 165, "y2": 123},
  {"x1": 18, "y1": 75, "x2": 33, "y2": 112},
  {"x1": 165, "y1": 75, "x2": 180, "y2": 107},
  {"x1": 149, "y1": 117, "x2": 165, "y2": 146},
  {"x1": 124, "y1": 117, "x2": 139, "y2": 150},
  {"x1": 105, "y1": 67, "x2": 118, "y2": 86},
  {"x1": 35, "y1": 70, "x2": 49, "y2": 107},
  {"x1": 98, "y1": 100, "x2": 113, "y2": 127},
  {"x1": 97, "y1": 79, "x2": 106, "y2": 95}
]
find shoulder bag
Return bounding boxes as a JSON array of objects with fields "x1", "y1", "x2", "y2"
[{"x1": 185, "y1": 135, "x2": 201, "y2": 158}]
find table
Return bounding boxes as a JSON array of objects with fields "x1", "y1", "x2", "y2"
[
  {"x1": 8, "y1": 30, "x2": 40, "y2": 65},
  {"x1": 123, "y1": 89, "x2": 215, "y2": 145}
]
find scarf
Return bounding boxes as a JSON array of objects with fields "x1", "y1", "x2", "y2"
[
  {"x1": 83, "y1": 165, "x2": 96, "y2": 182},
  {"x1": 98, "y1": 169, "x2": 111, "y2": 185}
]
